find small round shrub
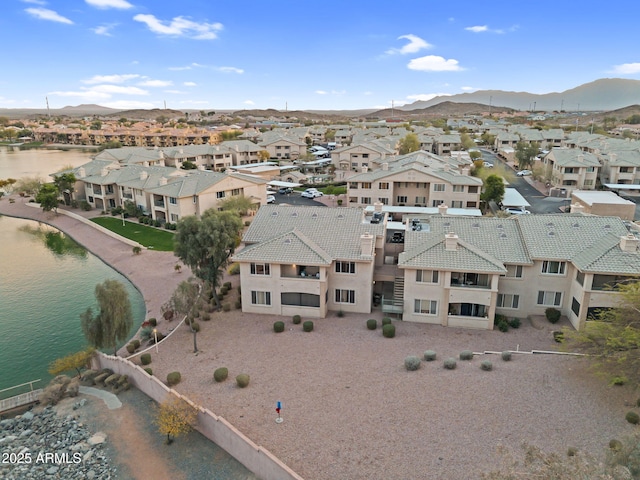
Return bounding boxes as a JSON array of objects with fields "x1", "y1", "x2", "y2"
[
  {"x1": 292, "y1": 315, "x2": 302, "y2": 324},
  {"x1": 545, "y1": 307, "x2": 561, "y2": 324},
  {"x1": 223, "y1": 282, "x2": 232, "y2": 289},
  {"x1": 222, "y1": 303, "x2": 231, "y2": 312},
  {"x1": 480, "y1": 360, "x2": 493, "y2": 371},
  {"x1": 553, "y1": 331, "x2": 565, "y2": 343},
  {"x1": 496, "y1": 321, "x2": 509, "y2": 332},
  {"x1": 610, "y1": 439, "x2": 623, "y2": 451},
  {"x1": 508, "y1": 318, "x2": 521, "y2": 329},
  {"x1": 220, "y1": 286, "x2": 229, "y2": 296},
  {"x1": 132, "y1": 339, "x2": 141, "y2": 349},
  {"x1": 501, "y1": 351, "x2": 512, "y2": 361},
  {"x1": 626, "y1": 411, "x2": 640, "y2": 425},
  {"x1": 193, "y1": 310, "x2": 200, "y2": 318},
  {"x1": 202, "y1": 312, "x2": 211, "y2": 321},
  {"x1": 366, "y1": 319, "x2": 377, "y2": 330},
  {"x1": 140, "y1": 353, "x2": 151, "y2": 365},
  {"x1": 336, "y1": 310, "x2": 344, "y2": 318},
  {"x1": 273, "y1": 321, "x2": 285, "y2": 333},
  {"x1": 167, "y1": 372, "x2": 181, "y2": 386},
  {"x1": 443, "y1": 358, "x2": 457, "y2": 370},
  {"x1": 382, "y1": 324, "x2": 395, "y2": 338},
  {"x1": 236, "y1": 374, "x2": 250, "y2": 388},
  {"x1": 404, "y1": 356, "x2": 421, "y2": 371},
  {"x1": 213, "y1": 367, "x2": 228, "y2": 383},
  {"x1": 234, "y1": 300, "x2": 241, "y2": 309},
  {"x1": 610, "y1": 376, "x2": 627, "y2": 386},
  {"x1": 190, "y1": 321, "x2": 200, "y2": 332},
  {"x1": 126, "y1": 343, "x2": 136, "y2": 354},
  {"x1": 303, "y1": 321, "x2": 314, "y2": 332},
  {"x1": 424, "y1": 350, "x2": 437, "y2": 361},
  {"x1": 148, "y1": 317, "x2": 157, "y2": 327},
  {"x1": 143, "y1": 367, "x2": 152, "y2": 376},
  {"x1": 567, "y1": 447, "x2": 577, "y2": 457},
  {"x1": 460, "y1": 350, "x2": 474, "y2": 361},
  {"x1": 381, "y1": 317, "x2": 392, "y2": 326}
]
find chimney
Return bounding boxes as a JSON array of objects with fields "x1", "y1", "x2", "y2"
[
  {"x1": 374, "y1": 202, "x2": 383, "y2": 212},
  {"x1": 140, "y1": 171, "x2": 148, "y2": 180},
  {"x1": 570, "y1": 202, "x2": 585, "y2": 214},
  {"x1": 100, "y1": 168, "x2": 108, "y2": 177},
  {"x1": 143, "y1": 161, "x2": 149, "y2": 167},
  {"x1": 78, "y1": 167, "x2": 86, "y2": 177},
  {"x1": 461, "y1": 166, "x2": 470, "y2": 176},
  {"x1": 159, "y1": 150, "x2": 164, "y2": 158},
  {"x1": 382, "y1": 162, "x2": 389, "y2": 171},
  {"x1": 159, "y1": 177, "x2": 167, "y2": 185},
  {"x1": 444, "y1": 163, "x2": 450, "y2": 171},
  {"x1": 577, "y1": 154, "x2": 584, "y2": 163},
  {"x1": 362, "y1": 166, "x2": 368, "y2": 173},
  {"x1": 438, "y1": 203, "x2": 448, "y2": 215},
  {"x1": 610, "y1": 153, "x2": 617, "y2": 162},
  {"x1": 360, "y1": 232, "x2": 374, "y2": 258},
  {"x1": 620, "y1": 234, "x2": 639, "y2": 253},
  {"x1": 445, "y1": 231, "x2": 458, "y2": 251}
]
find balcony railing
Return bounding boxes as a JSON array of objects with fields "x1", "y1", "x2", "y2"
[{"x1": 154, "y1": 200, "x2": 165, "y2": 208}]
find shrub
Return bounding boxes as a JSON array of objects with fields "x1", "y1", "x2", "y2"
[
  {"x1": 132, "y1": 246, "x2": 142, "y2": 255},
  {"x1": 494, "y1": 313, "x2": 507, "y2": 325},
  {"x1": 508, "y1": 318, "x2": 521, "y2": 329},
  {"x1": 213, "y1": 367, "x2": 228, "y2": 383},
  {"x1": 126, "y1": 343, "x2": 136, "y2": 354},
  {"x1": 190, "y1": 321, "x2": 200, "y2": 332},
  {"x1": 140, "y1": 326, "x2": 154, "y2": 341},
  {"x1": 236, "y1": 374, "x2": 250, "y2": 388},
  {"x1": 273, "y1": 321, "x2": 285, "y2": 333},
  {"x1": 80, "y1": 200, "x2": 91, "y2": 211},
  {"x1": 366, "y1": 318, "x2": 377, "y2": 330},
  {"x1": 167, "y1": 372, "x2": 181, "y2": 386},
  {"x1": 132, "y1": 339, "x2": 140, "y2": 349},
  {"x1": 625, "y1": 411, "x2": 640, "y2": 425},
  {"x1": 382, "y1": 324, "x2": 395, "y2": 338},
  {"x1": 234, "y1": 300, "x2": 241, "y2": 309},
  {"x1": 496, "y1": 321, "x2": 509, "y2": 332},
  {"x1": 567, "y1": 447, "x2": 577, "y2": 457},
  {"x1": 501, "y1": 351, "x2": 512, "y2": 361},
  {"x1": 223, "y1": 281, "x2": 232, "y2": 289},
  {"x1": 143, "y1": 367, "x2": 152, "y2": 376},
  {"x1": 382, "y1": 317, "x2": 392, "y2": 326},
  {"x1": 480, "y1": 360, "x2": 493, "y2": 371},
  {"x1": 460, "y1": 350, "x2": 474, "y2": 361},
  {"x1": 424, "y1": 350, "x2": 437, "y2": 361},
  {"x1": 202, "y1": 312, "x2": 211, "y2": 321},
  {"x1": 337, "y1": 310, "x2": 344, "y2": 317},
  {"x1": 545, "y1": 307, "x2": 561, "y2": 324},
  {"x1": 244, "y1": 220, "x2": 251, "y2": 227},
  {"x1": 222, "y1": 303, "x2": 231, "y2": 312},
  {"x1": 303, "y1": 321, "x2": 314, "y2": 332},
  {"x1": 148, "y1": 317, "x2": 157, "y2": 327},
  {"x1": 140, "y1": 353, "x2": 152, "y2": 365},
  {"x1": 444, "y1": 358, "x2": 457, "y2": 370},
  {"x1": 610, "y1": 376, "x2": 627, "y2": 386},
  {"x1": 553, "y1": 331, "x2": 564, "y2": 343},
  {"x1": 610, "y1": 439, "x2": 623, "y2": 451},
  {"x1": 404, "y1": 356, "x2": 421, "y2": 371},
  {"x1": 292, "y1": 314, "x2": 302, "y2": 324},
  {"x1": 228, "y1": 262, "x2": 240, "y2": 275},
  {"x1": 220, "y1": 286, "x2": 229, "y2": 296}
]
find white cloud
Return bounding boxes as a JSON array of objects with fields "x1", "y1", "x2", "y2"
[
  {"x1": 165, "y1": 90, "x2": 187, "y2": 94},
  {"x1": 386, "y1": 34, "x2": 431, "y2": 55},
  {"x1": 461, "y1": 86, "x2": 477, "y2": 92},
  {"x1": 91, "y1": 84, "x2": 149, "y2": 95},
  {"x1": 406, "y1": 93, "x2": 452, "y2": 102},
  {"x1": 83, "y1": 74, "x2": 140, "y2": 84},
  {"x1": 85, "y1": 0, "x2": 133, "y2": 9},
  {"x1": 183, "y1": 82, "x2": 197, "y2": 87},
  {"x1": 217, "y1": 66, "x2": 243, "y2": 74},
  {"x1": 48, "y1": 90, "x2": 111, "y2": 100},
  {"x1": 243, "y1": 100, "x2": 255, "y2": 105},
  {"x1": 408, "y1": 55, "x2": 464, "y2": 72},
  {"x1": 465, "y1": 24, "x2": 516, "y2": 34},
  {"x1": 25, "y1": 7, "x2": 73, "y2": 24},
  {"x1": 133, "y1": 14, "x2": 223, "y2": 40},
  {"x1": 169, "y1": 63, "x2": 205, "y2": 71},
  {"x1": 315, "y1": 90, "x2": 327, "y2": 95},
  {"x1": 610, "y1": 62, "x2": 640, "y2": 74},
  {"x1": 93, "y1": 25, "x2": 116, "y2": 36},
  {"x1": 138, "y1": 79, "x2": 173, "y2": 87},
  {"x1": 21, "y1": 0, "x2": 47, "y2": 5},
  {"x1": 315, "y1": 90, "x2": 345, "y2": 96},
  {"x1": 102, "y1": 100, "x2": 157, "y2": 109},
  {"x1": 465, "y1": 25, "x2": 488, "y2": 33}
]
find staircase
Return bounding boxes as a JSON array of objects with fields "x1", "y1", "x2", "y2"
[{"x1": 392, "y1": 276, "x2": 405, "y2": 307}]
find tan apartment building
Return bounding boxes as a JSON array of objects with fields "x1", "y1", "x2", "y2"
[{"x1": 543, "y1": 148, "x2": 600, "y2": 193}]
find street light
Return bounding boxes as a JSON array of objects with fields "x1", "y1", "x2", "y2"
[{"x1": 153, "y1": 328, "x2": 159, "y2": 353}]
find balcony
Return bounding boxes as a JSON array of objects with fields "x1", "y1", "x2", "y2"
[
  {"x1": 449, "y1": 273, "x2": 490, "y2": 289},
  {"x1": 281, "y1": 265, "x2": 320, "y2": 279},
  {"x1": 154, "y1": 200, "x2": 165, "y2": 208}
]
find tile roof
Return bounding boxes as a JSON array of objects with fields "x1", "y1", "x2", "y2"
[
  {"x1": 233, "y1": 228, "x2": 333, "y2": 265},
  {"x1": 547, "y1": 148, "x2": 600, "y2": 167},
  {"x1": 571, "y1": 234, "x2": 640, "y2": 274}
]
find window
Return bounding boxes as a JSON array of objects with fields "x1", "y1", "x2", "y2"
[
  {"x1": 453, "y1": 185, "x2": 464, "y2": 193},
  {"x1": 397, "y1": 196, "x2": 408, "y2": 204},
  {"x1": 351, "y1": 162, "x2": 358, "y2": 170},
  {"x1": 504, "y1": 265, "x2": 523, "y2": 278},
  {"x1": 620, "y1": 167, "x2": 632, "y2": 173},
  {"x1": 88, "y1": 196, "x2": 94, "y2": 203},
  {"x1": 93, "y1": 184, "x2": 102, "y2": 194},
  {"x1": 537, "y1": 290, "x2": 562, "y2": 307},
  {"x1": 415, "y1": 196, "x2": 426, "y2": 204},
  {"x1": 586, "y1": 167, "x2": 595, "y2": 173},
  {"x1": 542, "y1": 261, "x2": 566, "y2": 275},
  {"x1": 571, "y1": 297, "x2": 580, "y2": 316},
  {"x1": 232, "y1": 188, "x2": 241, "y2": 196},
  {"x1": 170, "y1": 213, "x2": 179, "y2": 222},
  {"x1": 335, "y1": 261, "x2": 356, "y2": 274},
  {"x1": 362, "y1": 182, "x2": 372, "y2": 189},
  {"x1": 564, "y1": 167, "x2": 575, "y2": 174},
  {"x1": 216, "y1": 191, "x2": 225, "y2": 199},
  {"x1": 414, "y1": 299, "x2": 437, "y2": 315},
  {"x1": 379, "y1": 182, "x2": 389, "y2": 190},
  {"x1": 468, "y1": 186, "x2": 478, "y2": 194},
  {"x1": 281, "y1": 292, "x2": 320, "y2": 307},
  {"x1": 349, "y1": 182, "x2": 358, "y2": 189},
  {"x1": 497, "y1": 293, "x2": 520, "y2": 309},
  {"x1": 349, "y1": 197, "x2": 358, "y2": 203},
  {"x1": 378, "y1": 197, "x2": 389, "y2": 205},
  {"x1": 416, "y1": 270, "x2": 439, "y2": 283},
  {"x1": 250, "y1": 263, "x2": 270, "y2": 275},
  {"x1": 433, "y1": 184, "x2": 445, "y2": 192},
  {"x1": 451, "y1": 201, "x2": 463, "y2": 208},
  {"x1": 108, "y1": 199, "x2": 116, "y2": 208},
  {"x1": 106, "y1": 185, "x2": 114, "y2": 194},
  {"x1": 576, "y1": 270, "x2": 584, "y2": 286},
  {"x1": 251, "y1": 291, "x2": 271, "y2": 305},
  {"x1": 466, "y1": 201, "x2": 477, "y2": 208},
  {"x1": 335, "y1": 289, "x2": 355, "y2": 304},
  {"x1": 360, "y1": 197, "x2": 371, "y2": 205},
  {"x1": 431, "y1": 199, "x2": 443, "y2": 207},
  {"x1": 362, "y1": 153, "x2": 369, "y2": 158},
  {"x1": 592, "y1": 274, "x2": 632, "y2": 291},
  {"x1": 169, "y1": 197, "x2": 177, "y2": 205},
  {"x1": 584, "y1": 179, "x2": 594, "y2": 186}
]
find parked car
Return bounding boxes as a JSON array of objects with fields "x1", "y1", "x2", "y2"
[
  {"x1": 266, "y1": 194, "x2": 275, "y2": 204},
  {"x1": 505, "y1": 207, "x2": 531, "y2": 215},
  {"x1": 483, "y1": 161, "x2": 494, "y2": 168},
  {"x1": 278, "y1": 187, "x2": 293, "y2": 194},
  {"x1": 516, "y1": 169, "x2": 532, "y2": 177},
  {"x1": 301, "y1": 188, "x2": 323, "y2": 198}
]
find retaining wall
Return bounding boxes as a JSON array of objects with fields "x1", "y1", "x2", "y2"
[{"x1": 92, "y1": 352, "x2": 303, "y2": 480}]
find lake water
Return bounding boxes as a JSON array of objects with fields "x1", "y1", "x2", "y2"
[{"x1": 0, "y1": 147, "x2": 146, "y2": 396}]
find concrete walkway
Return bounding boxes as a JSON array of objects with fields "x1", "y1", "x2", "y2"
[{"x1": 79, "y1": 386, "x2": 122, "y2": 410}]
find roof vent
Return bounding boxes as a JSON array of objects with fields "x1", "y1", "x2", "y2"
[
  {"x1": 284, "y1": 238, "x2": 291, "y2": 244},
  {"x1": 572, "y1": 222, "x2": 580, "y2": 228},
  {"x1": 337, "y1": 214, "x2": 344, "y2": 219},
  {"x1": 604, "y1": 224, "x2": 611, "y2": 230},
  {"x1": 271, "y1": 211, "x2": 278, "y2": 217},
  {"x1": 472, "y1": 223, "x2": 480, "y2": 229},
  {"x1": 546, "y1": 222, "x2": 555, "y2": 228},
  {"x1": 292, "y1": 212, "x2": 298, "y2": 217},
  {"x1": 311, "y1": 213, "x2": 318, "y2": 218},
  {"x1": 548, "y1": 231, "x2": 555, "y2": 237},
  {"x1": 496, "y1": 224, "x2": 504, "y2": 230},
  {"x1": 499, "y1": 232, "x2": 507, "y2": 239}
]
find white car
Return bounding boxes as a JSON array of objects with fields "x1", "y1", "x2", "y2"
[
  {"x1": 301, "y1": 189, "x2": 323, "y2": 198},
  {"x1": 516, "y1": 169, "x2": 532, "y2": 177},
  {"x1": 266, "y1": 194, "x2": 275, "y2": 204},
  {"x1": 505, "y1": 207, "x2": 531, "y2": 215},
  {"x1": 483, "y1": 161, "x2": 494, "y2": 168}
]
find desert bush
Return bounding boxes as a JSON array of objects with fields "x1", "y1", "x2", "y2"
[
  {"x1": 222, "y1": 303, "x2": 231, "y2": 312},
  {"x1": 132, "y1": 246, "x2": 142, "y2": 255},
  {"x1": 424, "y1": 350, "x2": 437, "y2": 361},
  {"x1": 214, "y1": 367, "x2": 228, "y2": 383},
  {"x1": 126, "y1": 343, "x2": 136, "y2": 354},
  {"x1": 337, "y1": 310, "x2": 344, "y2": 317},
  {"x1": 553, "y1": 331, "x2": 564, "y2": 343},
  {"x1": 611, "y1": 376, "x2": 627, "y2": 386},
  {"x1": 163, "y1": 309, "x2": 174, "y2": 321},
  {"x1": 610, "y1": 439, "x2": 623, "y2": 451},
  {"x1": 508, "y1": 317, "x2": 521, "y2": 329},
  {"x1": 140, "y1": 353, "x2": 152, "y2": 365},
  {"x1": 501, "y1": 351, "x2": 512, "y2": 361},
  {"x1": 132, "y1": 339, "x2": 141, "y2": 349},
  {"x1": 236, "y1": 374, "x2": 250, "y2": 388},
  {"x1": 244, "y1": 220, "x2": 251, "y2": 227},
  {"x1": 292, "y1": 314, "x2": 302, "y2": 324},
  {"x1": 140, "y1": 326, "x2": 154, "y2": 341},
  {"x1": 382, "y1": 324, "x2": 395, "y2": 338},
  {"x1": 273, "y1": 321, "x2": 285, "y2": 333},
  {"x1": 567, "y1": 447, "x2": 577, "y2": 457},
  {"x1": 202, "y1": 312, "x2": 211, "y2": 321},
  {"x1": 144, "y1": 367, "x2": 153, "y2": 376},
  {"x1": 234, "y1": 300, "x2": 241, "y2": 309},
  {"x1": 167, "y1": 372, "x2": 181, "y2": 386},
  {"x1": 404, "y1": 356, "x2": 421, "y2": 371},
  {"x1": 220, "y1": 286, "x2": 229, "y2": 296},
  {"x1": 148, "y1": 317, "x2": 157, "y2": 327},
  {"x1": 104, "y1": 373, "x2": 120, "y2": 387},
  {"x1": 545, "y1": 307, "x2": 561, "y2": 324},
  {"x1": 366, "y1": 318, "x2": 377, "y2": 330},
  {"x1": 480, "y1": 360, "x2": 493, "y2": 371},
  {"x1": 191, "y1": 321, "x2": 200, "y2": 332},
  {"x1": 494, "y1": 313, "x2": 507, "y2": 325},
  {"x1": 382, "y1": 317, "x2": 392, "y2": 326},
  {"x1": 443, "y1": 358, "x2": 457, "y2": 370},
  {"x1": 303, "y1": 321, "x2": 314, "y2": 332},
  {"x1": 460, "y1": 350, "x2": 474, "y2": 361},
  {"x1": 625, "y1": 411, "x2": 640, "y2": 425},
  {"x1": 496, "y1": 320, "x2": 509, "y2": 332},
  {"x1": 223, "y1": 281, "x2": 232, "y2": 289}
]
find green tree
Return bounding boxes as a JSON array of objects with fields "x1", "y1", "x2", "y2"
[
  {"x1": 469, "y1": 150, "x2": 482, "y2": 161},
  {"x1": 515, "y1": 141, "x2": 540, "y2": 169},
  {"x1": 155, "y1": 396, "x2": 197, "y2": 445},
  {"x1": 48, "y1": 347, "x2": 95, "y2": 377},
  {"x1": 626, "y1": 114, "x2": 640, "y2": 124},
  {"x1": 15, "y1": 177, "x2": 43, "y2": 196},
  {"x1": 80, "y1": 279, "x2": 133, "y2": 355},
  {"x1": 460, "y1": 133, "x2": 475, "y2": 151},
  {"x1": 325, "y1": 129, "x2": 336, "y2": 141},
  {"x1": 562, "y1": 281, "x2": 640, "y2": 387},
  {"x1": 181, "y1": 160, "x2": 197, "y2": 170},
  {"x1": 174, "y1": 209, "x2": 243, "y2": 308},
  {"x1": 398, "y1": 133, "x2": 420, "y2": 155},
  {"x1": 165, "y1": 279, "x2": 202, "y2": 353},
  {"x1": 53, "y1": 172, "x2": 76, "y2": 205},
  {"x1": 480, "y1": 132, "x2": 495, "y2": 147},
  {"x1": 218, "y1": 195, "x2": 255, "y2": 215},
  {"x1": 257, "y1": 150, "x2": 270, "y2": 161},
  {"x1": 0, "y1": 178, "x2": 17, "y2": 193},
  {"x1": 481, "y1": 174, "x2": 505, "y2": 206},
  {"x1": 35, "y1": 183, "x2": 60, "y2": 212}
]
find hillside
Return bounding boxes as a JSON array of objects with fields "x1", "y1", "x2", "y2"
[{"x1": 368, "y1": 101, "x2": 515, "y2": 119}]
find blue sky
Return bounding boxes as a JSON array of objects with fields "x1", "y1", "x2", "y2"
[{"x1": 2, "y1": 0, "x2": 639, "y2": 111}]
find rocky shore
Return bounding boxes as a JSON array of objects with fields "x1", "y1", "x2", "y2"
[{"x1": 0, "y1": 401, "x2": 115, "y2": 480}]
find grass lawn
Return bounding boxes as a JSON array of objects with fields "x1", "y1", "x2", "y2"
[{"x1": 91, "y1": 216, "x2": 175, "y2": 251}]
